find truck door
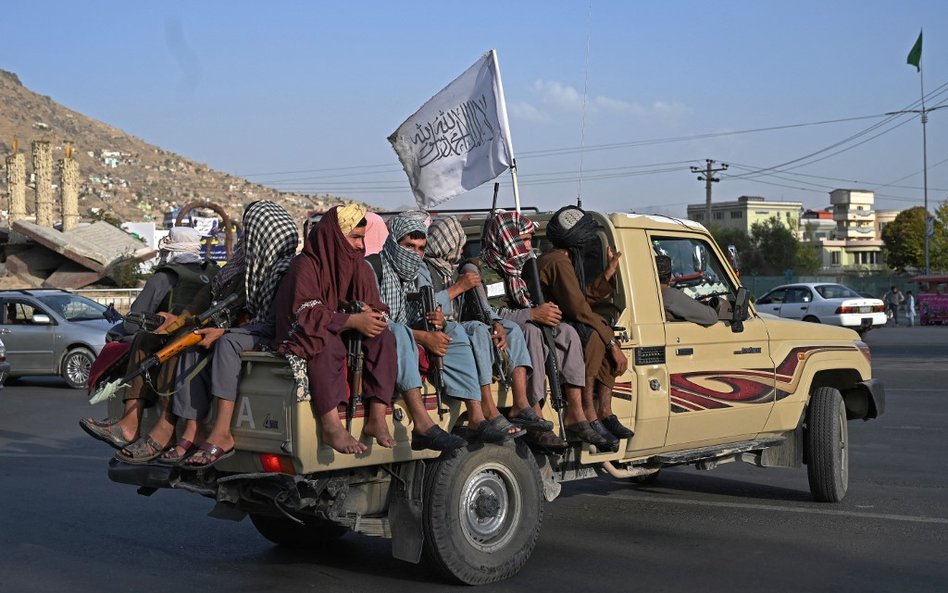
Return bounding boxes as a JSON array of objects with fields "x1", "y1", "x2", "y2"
[{"x1": 651, "y1": 235, "x2": 776, "y2": 449}]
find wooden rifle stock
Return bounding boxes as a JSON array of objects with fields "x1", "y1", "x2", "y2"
[{"x1": 122, "y1": 293, "x2": 239, "y2": 384}]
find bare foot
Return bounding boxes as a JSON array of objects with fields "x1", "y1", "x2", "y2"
[
  {"x1": 322, "y1": 423, "x2": 368, "y2": 454},
  {"x1": 364, "y1": 420, "x2": 396, "y2": 448},
  {"x1": 363, "y1": 400, "x2": 396, "y2": 448}
]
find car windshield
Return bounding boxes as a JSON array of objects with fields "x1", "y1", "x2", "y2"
[
  {"x1": 35, "y1": 294, "x2": 108, "y2": 321},
  {"x1": 815, "y1": 284, "x2": 861, "y2": 300}
]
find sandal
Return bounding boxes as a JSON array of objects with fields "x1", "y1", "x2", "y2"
[
  {"x1": 410, "y1": 425, "x2": 467, "y2": 452},
  {"x1": 473, "y1": 416, "x2": 526, "y2": 444},
  {"x1": 601, "y1": 414, "x2": 634, "y2": 439},
  {"x1": 116, "y1": 436, "x2": 171, "y2": 464},
  {"x1": 589, "y1": 420, "x2": 620, "y2": 452},
  {"x1": 183, "y1": 442, "x2": 235, "y2": 468},
  {"x1": 79, "y1": 417, "x2": 133, "y2": 450},
  {"x1": 525, "y1": 429, "x2": 568, "y2": 450},
  {"x1": 155, "y1": 438, "x2": 197, "y2": 466},
  {"x1": 565, "y1": 421, "x2": 612, "y2": 450},
  {"x1": 508, "y1": 408, "x2": 554, "y2": 432}
]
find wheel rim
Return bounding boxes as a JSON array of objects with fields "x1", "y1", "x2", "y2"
[
  {"x1": 66, "y1": 353, "x2": 91, "y2": 386},
  {"x1": 458, "y1": 462, "x2": 522, "y2": 553}
]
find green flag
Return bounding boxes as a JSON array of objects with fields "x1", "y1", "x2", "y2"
[{"x1": 907, "y1": 30, "x2": 923, "y2": 71}]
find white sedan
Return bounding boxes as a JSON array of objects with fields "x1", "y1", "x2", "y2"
[{"x1": 754, "y1": 283, "x2": 887, "y2": 334}]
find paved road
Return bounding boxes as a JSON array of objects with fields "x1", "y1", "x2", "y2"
[{"x1": 1, "y1": 327, "x2": 946, "y2": 592}]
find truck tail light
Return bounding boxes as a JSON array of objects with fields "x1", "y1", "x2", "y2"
[{"x1": 259, "y1": 453, "x2": 296, "y2": 474}]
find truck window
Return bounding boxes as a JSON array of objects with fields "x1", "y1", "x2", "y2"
[{"x1": 651, "y1": 236, "x2": 736, "y2": 301}]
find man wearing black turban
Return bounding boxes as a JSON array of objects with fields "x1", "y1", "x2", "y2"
[{"x1": 537, "y1": 206, "x2": 633, "y2": 449}]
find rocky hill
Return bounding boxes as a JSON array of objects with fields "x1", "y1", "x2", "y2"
[{"x1": 0, "y1": 69, "x2": 357, "y2": 227}]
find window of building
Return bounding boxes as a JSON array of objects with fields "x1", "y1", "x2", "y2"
[
  {"x1": 714, "y1": 212, "x2": 723, "y2": 220},
  {"x1": 730, "y1": 211, "x2": 742, "y2": 219},
  {"x1": 831, "y1": 252, "x2": 840, "y2": 265}
]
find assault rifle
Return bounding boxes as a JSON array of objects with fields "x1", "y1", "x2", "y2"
[
  {"x1": 458, "y1": 262, "x2": 510, "y2": 393},
  {"x1": 88, "y1": 293, "x2": 239, "y2": 405},
  {"x1": 124, "y1": 311, "x2": 165, "y2": 333},
  {"x1": 409, "y1": 285, "x2": 447, "y2": 419},
  {"x1": 523, "y1": 256, "x2": 567, "y2": 440},
  {"x1": 343, "y1": 300, "x2": 366, "y2": 432}
]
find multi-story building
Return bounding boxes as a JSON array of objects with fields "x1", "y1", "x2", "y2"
[
  {"x1": 803, "y1": 189, "x2": 885, "y2": 271},
  {"x1": 686, "y1": 195, "x2": 801, "y2": 234}
]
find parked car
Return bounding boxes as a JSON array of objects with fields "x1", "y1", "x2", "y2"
[
  {"x1": 0, "y1": 338, "x2": 9, "y2": 388},
  {"x1": 0, "y1": 289, "x2": 118, "y2": 388},
  {"x1": 755, "y1": 283, "x2": 886, "y2": 334}
]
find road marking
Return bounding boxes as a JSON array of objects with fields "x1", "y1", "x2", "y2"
[{"x1": 598, "y1": 494, "x2": 948, "y2": 525}]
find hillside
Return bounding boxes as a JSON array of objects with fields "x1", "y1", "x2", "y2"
[{"x1": 0, "y1": 69, "x2": 357, "y2": 226}]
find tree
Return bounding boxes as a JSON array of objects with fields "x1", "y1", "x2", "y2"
[
  {"x1": 795, "y1": 221, "x2": 823, "y2": 275},
  {"x1": 749, "y1": 216, "x2": 797, "y2": 275},
  {"x1": 881, "y1": 207, "x2": 927, "y2": 272}
]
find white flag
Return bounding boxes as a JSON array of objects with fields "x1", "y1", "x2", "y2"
[{"x1": 388, "y1": 50, "x2": 513, "y2": 209}]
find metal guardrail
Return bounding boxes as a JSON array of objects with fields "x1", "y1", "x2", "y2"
[{"x1": 74, "y1": 288, "x2": 143, "y2": 314}]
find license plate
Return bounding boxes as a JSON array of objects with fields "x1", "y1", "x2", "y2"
[{"x1": 858, "y1": 306, "x2": 871, "y2": 313}]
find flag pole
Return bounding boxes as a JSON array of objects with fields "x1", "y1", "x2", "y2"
[
  {"x1": 490, "y1": 49, "x2": 522, "y2": 214},
  {"x1": 919, "y1": 52, "x2": 930, "y2": 275}
]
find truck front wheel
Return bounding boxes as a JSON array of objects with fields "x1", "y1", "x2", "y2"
[
  {"x1": 423, "y1": 442, "x2": 543, "y2": 585},
  {"x1": 805, "y1": 386, "x2": 849, "y2": 502},
  {"x1": 249, "y1": 513, "x2": 347, "y2": 548}
]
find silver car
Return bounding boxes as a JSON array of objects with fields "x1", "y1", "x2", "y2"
[
  {"x1": 0, "y1": 338, "x2": 9, "y2": 387},
  {"x1": 0, "y1": 289, "x2": 118, "y2": 389}
]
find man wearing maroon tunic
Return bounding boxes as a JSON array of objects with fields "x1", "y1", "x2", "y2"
[{"x1": 274, "y1": 205, "x2": 398, "y2": 454}]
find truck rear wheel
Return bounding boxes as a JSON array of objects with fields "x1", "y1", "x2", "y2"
[
  {"x1": 249, "y1": 513, "x2": 347, "y2": 548},
  {"x1": 423, "y1": 442, "x2": 543, "y2": 585},
  {"x1": 805, "y1": 386, "x2": 849, "y2": 502}
]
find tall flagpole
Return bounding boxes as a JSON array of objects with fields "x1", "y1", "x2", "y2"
[
  {"x1": 490, "y1": 49, "x2": 521, "y2": 214},
  {"x1": 919, "y1": 46, "x2": 930, "y2": 274}
]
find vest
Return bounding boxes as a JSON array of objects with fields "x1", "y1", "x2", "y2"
[{"x1": 155, "y1": 261, "x2": 220, "y2": 314}]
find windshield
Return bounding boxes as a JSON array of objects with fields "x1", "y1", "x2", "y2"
[
  {"x1": 815, "y1": 284, "x2": 861, "y2": 299},
  {"x1": 36, "y1": 294, "x2": 108, "y2": 321}
]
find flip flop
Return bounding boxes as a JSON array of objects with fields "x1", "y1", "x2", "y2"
[
  {"x1": 79, "y1": 417, "x2": 133, "y2": 450},
  {"x1": 183, "y1": 442, "x2": 234, "y2": 468}
]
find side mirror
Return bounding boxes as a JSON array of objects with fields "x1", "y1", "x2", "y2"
[
  {"x1": 693, "y1": 244, "x2": 708, "y2": 273},
  {"x1": 31, "y1": 313, "x2": 52, "y2": 325},
  {"x1": 731, "y1": 287, "x2": 749, "y2": 333}
]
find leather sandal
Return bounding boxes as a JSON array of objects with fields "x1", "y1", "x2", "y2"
[
  {"x1": 508, "y1": 408, "x2": 554, "y2": 432},
  {"x1": 79, "y1": 417, "x2": 133, "y2": 450},
  {"x1": 525, "y1": 429, "x2": 568, "y2": 450},
  {"x1": 590, "y1": 419, "x2": 620, "y2": 452},
  {"x1": 183, "y1": 442, "x2": 234, "y2": 468},
  {"x1": 116, "y1": 436, "x2": 171, "y2": 464},
  {"x1": 411, "y1": 425, "x2": 466, "y2": 452},
  {"x1": 155, "y1": 438, "x2": 197, "y2": 466},
  {"x1": 565, "y1": 421, "x2": 611, "y2": 449},
  {"x1": 601, "y1": 414, "x2": 634, "y2": 439}
]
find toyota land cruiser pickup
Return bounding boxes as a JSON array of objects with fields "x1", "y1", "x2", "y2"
[{"x1": 103, "y1": 210, "x2": 884, "y2": 585}]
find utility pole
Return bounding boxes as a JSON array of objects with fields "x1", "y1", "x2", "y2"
[{"x1": 691, "y1": 159, "x2": 728, "y2": 226}]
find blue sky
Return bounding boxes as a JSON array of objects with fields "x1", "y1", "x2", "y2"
[{"x1": 4, "y1": 1, "x2": 947, "y2": 217}]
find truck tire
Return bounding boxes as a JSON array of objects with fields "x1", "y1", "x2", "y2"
[
  {"x1": 423, "y1": 442, "x2": 543, "y2": 585},
  {"x1": 61, "y1": 347, "x2": 94, "y2": 390},
  {"x1": 805, "y1": 386, "x2": 849, "y2": 502},
  {"x1": 249, "y1": 513, "x2": 347, "y2": 548}
]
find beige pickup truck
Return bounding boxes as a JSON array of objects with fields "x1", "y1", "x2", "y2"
[{"x1": 106, "y1": 210, "x2": 884, "y2": 585}]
